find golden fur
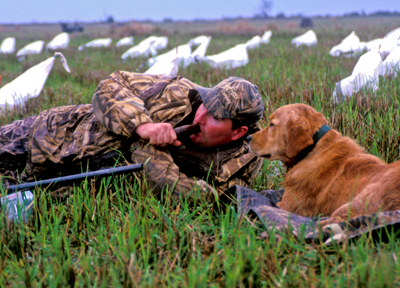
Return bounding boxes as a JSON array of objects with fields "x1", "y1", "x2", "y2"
[{"x1": 250, "y1": 103, "x2": 400, "y2": 222}]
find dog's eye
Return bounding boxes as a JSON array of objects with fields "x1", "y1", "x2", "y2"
[{"x1": 269, "y1": 123, "x2": 274, "y2": 127}]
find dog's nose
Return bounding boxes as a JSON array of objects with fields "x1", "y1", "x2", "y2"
[{"x1": 246, "y1": 135, "x2": 252, "y2": 142}]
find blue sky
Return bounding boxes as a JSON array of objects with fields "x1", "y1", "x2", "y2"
[{"x1": 1, "y1": 0, "x2": 399, "y2": 23}]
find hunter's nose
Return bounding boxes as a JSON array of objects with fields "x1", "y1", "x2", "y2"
[{"x1": 194, "y1": 105, "x2": 207, "y2": 125}]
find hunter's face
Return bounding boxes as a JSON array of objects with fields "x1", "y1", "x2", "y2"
[{"x1": 190, "y1": 104, "x2": 235, "y2": 148}]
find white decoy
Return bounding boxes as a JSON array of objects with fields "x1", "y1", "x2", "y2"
[
  {"x1": 16, "y1": 40, "x2": 45, "y2": 60},
  {"x1": 184, "y1": 36, "x2": 212, "y2": 68},
  {"x1": 78, "y1": 38, "x2": 112, "y2": 51},
  {"x1": 145, "y1": 54, "x2": 178, "y2": 77},
  {"x1": 121, "y1": 38, "x2": 158, "y2": 60},
  {"x1": 384, "y1": 27, "x2": 400, "y2": 40},
  {"x1": 0, "y1": 37, "x2": 16, "y2": 54},
  {"x1": 364, "y1": 37, "x2": 400, "y2": 60},
  {"x1": 116, "y1": 36, "x2": 134, "y2": 47},
  {"x1": 245, "y1": 31, "x2": 272, "y2": 49},
  {"x1": 329, "y1": 31, "x2": 366, "y2": 57},
  {"x1": 190, "y1": 36, "x2": 211, "y2": 57},
  {"x1": 382, "y1": 45, "x2": 400, "y2": 77},
  {"x1": 365, "y1": 38, "x2": 383, "y2": 51},
  {"x1": 46, "y1": 32, "x2": 69, "y2": 50},
  {"x1": 139, "y1": 36, "x2": 168, "y2": 51},
  {"x1": 291, "y1": 29, "x2": 317, "y2": 47},
  {"x1": 342, "y1": 31, "x2": 359, "y2": 43},
  {"x1": 261, "y1": 30, "x2": 272, "y2": 44},
  {"x1": 333, "y1": 49, "x2": 384, "y2": 102},
  {"x1": 246, "y1": 35, "x2": 261, "y2": 49},
  {"x1": 351, "y1": 49, "x2": 384, "y2": 76},
  {"x1": 153, "y1": 36, "x2": 168, "y2": 51},
  {"x1": 148, "y1": 44, "x2": 191, "y2": 67},
  {"x1": 188, "y1": 35, "x2": 210, "y2": 46},
  {"x1": 0, "y1": 52, "x2": 71, "y2": 113},
  {"x1": 367, "y1": 28, "x2": 400, "y2": 59},
  {"x1": 196, "y1": 43, "x2": 249, "y2": 69},
  {"x1": 378, "y1": 37, "x2": 400, "y2": 60}
]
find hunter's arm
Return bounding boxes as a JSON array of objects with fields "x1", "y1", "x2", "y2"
[
  {"x1": 92, "y1": 71, "x2": 160, "y2": 137},
  {"x1": 132, "y1": 141, "x2": 217, "y2": 201}
]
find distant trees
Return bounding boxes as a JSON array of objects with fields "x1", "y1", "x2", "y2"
[
  {"x1": 106, "y1": 16, "x2": 115, "y2": 23},
  {"x1": 368, "y1": 10, "x2": 400, "y2": 16},
  {"x1": 256, "y1": 0, "x2": 272, "y2": 19},
  {"x1": 252, "y1": 2, "x2": 399, "y2": 20},
  {"x1": 344, "y1": 10, "x2": 399, "y2": 17},
  {"x1": 276, "y1": 12, "x2": 285, "y2": 19}
]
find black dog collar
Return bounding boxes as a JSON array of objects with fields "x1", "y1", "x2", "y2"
[
  {"x1": 313, "y1": 125, "x2": 331, "y2": 144},
  {"x1": 293, "y1": 125, "x2": 331, "y2": 166}
]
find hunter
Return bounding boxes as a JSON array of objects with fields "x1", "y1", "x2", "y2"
[{"x1": 0, "y1": 71, "x2": 264, "y2": 200}]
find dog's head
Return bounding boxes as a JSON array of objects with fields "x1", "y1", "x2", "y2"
[{"x1": 249, "y1": 103, "x2": 328, "y2": 165}]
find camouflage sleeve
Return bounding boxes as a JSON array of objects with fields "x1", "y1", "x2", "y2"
[
  {"x1": 92, "y1": 71, "x2": 160, "y2": 138},
  {"x1": 132, "y1": 141, "x2": 216, "y2": 202},
  {"x1": 218, "y1": 157, "x2": 263, "y2": 193}
]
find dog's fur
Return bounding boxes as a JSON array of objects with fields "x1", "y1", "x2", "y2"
[{"x1": 249, "y1": 103, "x2": 400, "y2": 222}]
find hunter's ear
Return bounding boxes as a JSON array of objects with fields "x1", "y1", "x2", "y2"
[
  {"x1": 231, "y1": 126, "x2": 248, "y2": 141},
  {"x1": 286, "y1": 122, "x2": 313, "y2": 159}
]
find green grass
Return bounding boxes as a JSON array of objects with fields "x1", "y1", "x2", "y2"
[{"x1": 1, "y1": 17, "x2": 400, "y2": 286}]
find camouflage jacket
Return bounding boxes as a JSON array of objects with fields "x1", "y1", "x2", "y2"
[{"x1": 1, "y1": 71, "x2": 262, "y2": 200}]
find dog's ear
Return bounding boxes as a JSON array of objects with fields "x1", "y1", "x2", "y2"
[{"x1": 286, "y1": 125, "x2": 314, "y2": 159}]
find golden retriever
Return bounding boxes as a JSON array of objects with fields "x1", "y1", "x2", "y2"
[{"x1": 249, "y1": 103, "x2": 400, "y2": 222}]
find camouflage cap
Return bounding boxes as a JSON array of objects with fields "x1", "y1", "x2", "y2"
[{"x1": 194, "y1": 77, "x2": 263, "y2": 127}]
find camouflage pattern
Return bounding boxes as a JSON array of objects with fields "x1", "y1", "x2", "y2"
[
  {"x1": 0, "y1": 71, "x2": 263, "y2": 201},
  {"x1": 195, "y1": 77, "x2": 263, "y2": 126},
  {"x1": 0, "y1": 116, "x2": 37, "y2": 184},
  {"x1": 92, "y1": 71, "x2": 198, "y2": 138},
  {"x1": 26, "y1": 104, "x2": 133, "y2": 181},
  {"x1": 236, "y1": 185, "x2": 400, "y2": 245},
  {"x1": 0, "y1": 104, "x2": 133, "y2": 185}
]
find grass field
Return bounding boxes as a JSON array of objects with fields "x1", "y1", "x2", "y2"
[{"x1": 1, "y1": 16, "x2": 400, "y2": 287}]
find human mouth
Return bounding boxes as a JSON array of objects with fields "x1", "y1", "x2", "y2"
[{"x1": 190, "y1": 130, "x2": 203, "y2": 142}]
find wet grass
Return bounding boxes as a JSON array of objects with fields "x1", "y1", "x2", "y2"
[{"x1": 0, "y1": 17, "x2": 400, "y2": 286}]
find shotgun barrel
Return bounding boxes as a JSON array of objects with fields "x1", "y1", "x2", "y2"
[{"x1": 7, "y1": 164, "x2": 143, "y2": 193}]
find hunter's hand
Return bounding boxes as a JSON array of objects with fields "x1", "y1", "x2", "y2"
[{"x1": 136, "y1": 123, "x2": 181, "y2": 147}]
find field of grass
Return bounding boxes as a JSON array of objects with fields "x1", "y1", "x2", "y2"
[{"x1": 0, "y1": 16, "x2": 400, "y2": 286}]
